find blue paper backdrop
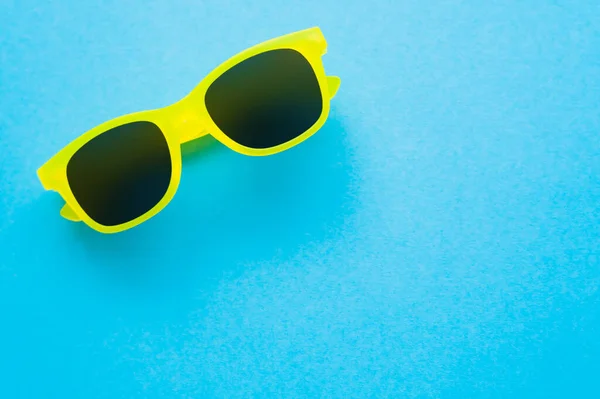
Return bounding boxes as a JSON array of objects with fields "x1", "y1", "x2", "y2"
[{"x1": 1, "y1": 1, "x2": 599, "y2": 398}]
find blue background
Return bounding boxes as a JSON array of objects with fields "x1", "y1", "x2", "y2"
[{"x1": 1, "y1": 1, "x2": 599, "y2": 398}]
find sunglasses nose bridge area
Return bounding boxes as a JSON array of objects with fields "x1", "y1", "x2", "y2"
[{"x1": 175, "y1": 109, "x2": 210, "y2": 144}]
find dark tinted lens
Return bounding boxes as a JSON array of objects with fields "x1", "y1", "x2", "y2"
[
  {"x1": 67, "y1": 121, "x2": 172, "y2": 226},
  {"x1": 205, "y1": 49, "x2": 323, "y2": 149}
]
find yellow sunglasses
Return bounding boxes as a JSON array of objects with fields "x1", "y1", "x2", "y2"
[{"x1": 37, "y1": 26, "x2": 341, "y2": 234}]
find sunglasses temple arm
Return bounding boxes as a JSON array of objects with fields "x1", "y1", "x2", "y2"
[
  {"x1": 60, "y1": 202, "x2": 81, "y2": 222},
  {"x1": 37, "y1": 166, "x2": 81, "y2": 222},
  {"x1": 326, "y1": 76, "x2": 341, "y2": 99}
]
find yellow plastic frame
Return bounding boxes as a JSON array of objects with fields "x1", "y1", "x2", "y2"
[{"x1": 37, "y1": 26, "x2": 341, "y2": 234}]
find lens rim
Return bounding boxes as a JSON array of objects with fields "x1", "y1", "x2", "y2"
[
  {"x1": 187, "y1": 37, "x2": 332, "y2": 157},
  {"x1": 65, "y1": 120, "x2": 174, "y2": 227},
  {"x1": 55, "y1": 111, "x2": 182, "y2": 233},
  {"x1": 204, "y1": 48, "x2": 325, "y2": 150}
]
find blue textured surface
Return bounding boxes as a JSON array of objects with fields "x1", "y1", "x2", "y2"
[{"x1": 1, "y1": 1, "x2": 600, "y2": 398}]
